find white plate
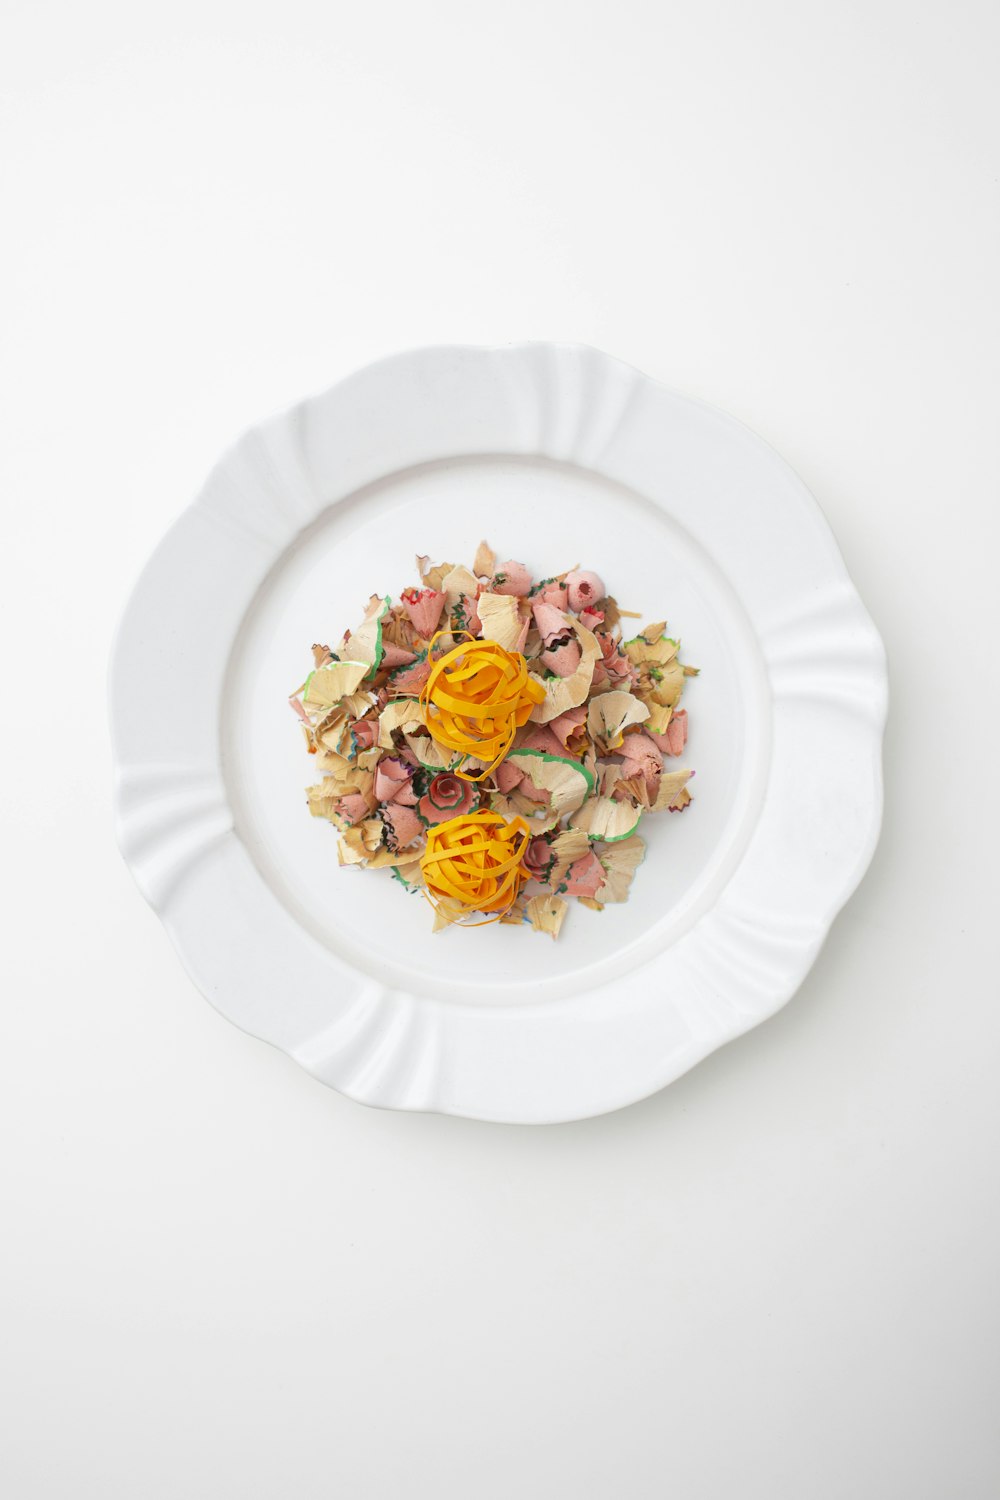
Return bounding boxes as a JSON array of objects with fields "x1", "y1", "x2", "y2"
[{"x1": 110, "y1": 344, "x2": 887, "y2": 1122}]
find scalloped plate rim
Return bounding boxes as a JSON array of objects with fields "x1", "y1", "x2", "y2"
[{"x1": 109, "y1": 342, "x2": 888, "y2": 1123}]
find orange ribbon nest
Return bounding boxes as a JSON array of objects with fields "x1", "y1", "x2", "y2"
[
  {"x1": 420, "y1": 810, "x2": 532, "y2": 925},
  {"x1": 419, "y1": 633, "x2": 545, "y2": 780}
]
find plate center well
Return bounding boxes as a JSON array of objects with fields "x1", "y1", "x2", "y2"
[{"x1": 222, "y1": 456, "x2": 769, "y2": 1005}]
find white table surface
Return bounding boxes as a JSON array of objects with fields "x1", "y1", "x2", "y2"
[{"x1": 2, "y1": 2, "x2": 998, "y2": 1495}]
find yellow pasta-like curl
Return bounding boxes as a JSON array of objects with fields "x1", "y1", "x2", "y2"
[
  {"x1": 420, "y1": 811, "x2": 531, "y2": 925},
  {"x1": 420, "y1": 633, "x2": 545, "y2": 781}
]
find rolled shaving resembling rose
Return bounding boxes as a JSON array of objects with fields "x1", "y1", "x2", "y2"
[
  {"x1": 524, "y1": 836, "x2": 554, "y2": 876},
  {"x1": 417, "y1": 772, "x2": 478, "y2": 827}
]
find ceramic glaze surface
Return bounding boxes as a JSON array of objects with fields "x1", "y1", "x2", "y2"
[{"x1": 110, "y1": 344, "x2": 887, "y2": 1122}]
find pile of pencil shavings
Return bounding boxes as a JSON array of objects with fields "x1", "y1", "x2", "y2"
[{"x1": 289, "y1": 541, "x2": 697, "y2": 939}]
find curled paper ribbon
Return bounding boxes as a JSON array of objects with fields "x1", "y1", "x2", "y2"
[
  {"x1": 420, "y1": 633, "x2": 546, "y2": 781},
  {"x1": 420, "y1": 810, "x2": 531, "y2": 925}
]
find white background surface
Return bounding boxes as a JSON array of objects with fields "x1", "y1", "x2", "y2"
[{"x1": 2, "y1": 1, "x2": 998, "y2": 1495}]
